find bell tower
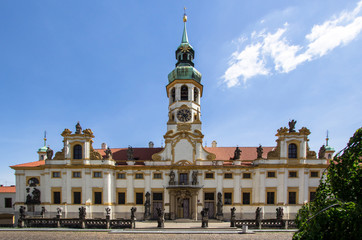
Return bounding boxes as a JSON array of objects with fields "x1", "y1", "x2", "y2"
[
  {"x1": 166, "y1": 11, "x2": 203, "y2": 132},
  {"x1": 152, "y1": 12, "x2": 215, "y2": 164}
]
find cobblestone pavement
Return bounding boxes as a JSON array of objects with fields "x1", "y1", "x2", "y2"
[{"x1": 0, "y1": 231, "x2": 294, "y2": 240}]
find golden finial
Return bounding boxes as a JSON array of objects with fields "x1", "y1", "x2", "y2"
[{"x1": 183, "y1": 7, "x2": 187, "y2": 22}]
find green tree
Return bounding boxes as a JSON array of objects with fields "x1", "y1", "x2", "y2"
[{"x1": 293, "y1": 127, "x2": 362, "y2": 240}]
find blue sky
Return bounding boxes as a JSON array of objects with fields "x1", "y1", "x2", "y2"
[{"x1": 0, "y1": 0, "x2": 361, "y2": 185}]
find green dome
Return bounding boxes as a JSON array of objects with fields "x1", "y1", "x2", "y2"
[
  {"x1": 325, "y1": 145, "x2": 334, "y2": 151},
  {"x1": 168, "y1": 66, "x2": 202, "y2": 83},
  {"x1": 38, "y1": 146, "x2": 48, "y2": 153}
]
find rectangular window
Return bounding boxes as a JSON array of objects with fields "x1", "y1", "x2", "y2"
[
  {"x1": 224, "y1": 192, "x2": 232, "y2": 205},
  {"x1": 204, "y1": 192, "x2": 215, "y2": 201},
  {"x1": 205, "y1": 173, "x2": 214, "y2": 179},
  {"x1": 153, "y1": 193, "x2": 163, "y2": 201},
  {"x1": 242, "y1": 192, "x2": 251, "y2": 205},
  {"x1": 52, "y1": 172, "x2": 61, "y2": 178},
  {"x1": 224, "y1": 173, "x2": 233, "y2": 179},
  {"x1": 94, "y1": 192, "x2": 102, "y2": 204},
  {"x1": 72, "y1": 171, "x2": 81, "y2": 178},
  {"x1": 267, "y1": 171, "x2": 276, "y2": 178},
  {"x1": 136, "y1": 192, "x2": 143, "y2": 205},
  {"x1": 289, "y1": 171, "x2": 298, "y2": 178},
  {"x1": 310, "y1": 171, "x2": 319, "y2": 178},
  {"x1": 267, "y1": 192, "x2": 275, "y2": 204},
  {"x1": 179, "y1": 173, "x2": 188, "y2": 185},
  {"x1": 118, "y1": 192, "x2": 126, "y2": 204},
  {"x1": 117, "y1": 173, "x2": 126, "y2": 179},
  {"x1": 53, "y1": 191, "x2": 61, "y2": 204},
  {"x1": 243, "y1": 173, "x2": 251, "y2": 179},
  {"x1": 310, "y1": 191, "x2": 316, "y2": 202},
  {"x1": 153, "y1": 173, "x2": 162, "y2": 179},
  {"x1": 135, "y1": 173, "x2": 143, "y2": 179},
  {"x1": 4, "y1": 198, "x2": 12, "y2": 208},
  {"x1": 93, "y1": 172, "x2": 102, "y2": 178},
  {"x1": 73, "y1": 192, "x2": 81, "y2": 204},
  {"x1": 289, "y1": 192, "x2": 297, "y2": 204}
]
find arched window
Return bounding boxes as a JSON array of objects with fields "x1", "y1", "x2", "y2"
[
  {"x1": 171, "y1": 88, "x2": 176, "y2": 103},
  {"x1": 183, "y1": 53, "x2": 188, "y2": 60},
  {"x1": 73, "y1": 145, "x2": 82, "y2": 159},
  {"x1": 194, "y1": 88, "x2": 199, "y2": 102},
  {"x1": 288, "y1": 144, "x2": 297, "y2": 158},
  {"x1": 181, "y1": 85, "x2": 188, "y2": 100},
  {"x1": 328, "y1": 154, "x2": 332, "y2": 159}
]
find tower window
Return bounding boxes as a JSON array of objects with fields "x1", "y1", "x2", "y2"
[
  {"x1": 288, "y1": 144, "x2": 297, "y2": 158},
  {"x1": 194, "y1": 88, "x2": 198, "y2": 102},
  {"x1": 73, "y1": 145, "x2": 82, "y2": 159},
  {"x1": 181, "y1": 85, "x2": 188, "y2": 100},
  {"x1": 183, "y1": 53, "x2": 188, "y2": 60},
  {"x1": 171, "y1": 88, "x2": 176, "y2": 103}
]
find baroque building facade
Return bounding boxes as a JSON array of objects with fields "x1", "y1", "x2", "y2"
[{"x1": 11, "y1": 14, "x2": 334, "y2": 221}]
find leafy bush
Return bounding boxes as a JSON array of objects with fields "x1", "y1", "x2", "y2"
[{"x1": 293, "y1": 127, "x2": 362, "y2": 240}]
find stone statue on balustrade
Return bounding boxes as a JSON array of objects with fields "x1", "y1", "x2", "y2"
[
  {"x1": 201, "y1": 208, "x2": 209, "y2": 228},
  {"x1": 144, "y1": 192, "x2": 151, "y2": 220},
  {"x1": 156, "y1": 208, "x2": 165, "y2": 228},
  {"x1": 216, "y1": 192, "x2": 223, "y2": 219}
]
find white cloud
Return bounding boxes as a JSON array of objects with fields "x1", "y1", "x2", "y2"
[{"x1": 223, "y1": 0, "x2": 362, "y2": 87}]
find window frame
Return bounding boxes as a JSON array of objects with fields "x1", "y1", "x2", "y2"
[
  {"x1": 224, "y1": 173, "x2": 233, "y2": 179},
  {"x1": 93, "y1": 171, "x2": 102, "y2": 178},
  {"x1": 153, "y1": 173, "x2": 162, "y2": 180},
  {"x1": 205, "y1": 172, "x2": 214, "y2": 179},
  {"x1": 288, "y1": 171, "x2": 298, "y2": 178},
  {"x1": 135, "y1": 173, "x2": 144, "y2": 179},
  {"x1": 288, "y1": 143, "x2": 298, "y2": 159},
  {"x1": 242, "y1": 173, "x2": 251, "y2": 179},
  {"x1": 72, "y1": 171, "x2": 81, "y2": 178},
  {"x1": 135, "y1": 192, "x2": 144, "y2": 205},
  {"x1": 223, "y1": 191, "x2": 233, "y2": 205},
  {"x1": 242, "y1": 188, "x2": 252, "y2": 205},
  {"x1": 180, "y1": 85, "x2": 188, "y2": 101},
  {"x1": 117, "y1": 173, "x2": 126, "y2": 179},
  {"x1": 4, "y1": 198, "x2": 12, "y2": 208},
  {"x1": 267, "y1": 171, "x2": 276, "y2": 178},
  {"x1": 73, "y1": 144, "x2": 83, "y2": 159},
  {"x1": 52, "y1": 171, "x2": 61, "y2": 178},
  {"x1": 310, "y1": 171, "x2": 320, "y2": 178},
  {"x1": 266, "y1": 188, "x2": 277, "y2": 205}
]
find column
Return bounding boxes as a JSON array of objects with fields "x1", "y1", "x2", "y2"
[
  {"x1": 126, "y1": 170, "x2": 134, "y2": 204},
  {"x1": 234, "y1": 172, "x2": 241, "y2": 204}
]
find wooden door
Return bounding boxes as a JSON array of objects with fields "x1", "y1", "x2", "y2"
[
  {"x1": 183, "y1": 199, "x2": 189, "y2": 218},
  {"x1": 204, "y1": 202, "x2": 215, "y2": 219},
  {"x1": 153, "y1": 202, "x2": 163, "y2": 219}
]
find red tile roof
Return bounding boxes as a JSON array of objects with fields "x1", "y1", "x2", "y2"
[
  {"x1": 205, "y1": 147, "x2": 274, "y2": 161},
  {"x1": 11, "y1": 146, "x2": 275, "y2": 168},
  {"x1": 10, "y1": 160, "x2": 45, "y2": 168},
  {"x1": 0, "y1": 186, "x2": 16, "y2": 193}
]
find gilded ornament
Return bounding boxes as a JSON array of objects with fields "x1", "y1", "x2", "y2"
[
  {"x1": 152, "y1": 154, "x2": 162, "y2": 161},
  {"x1": 177, "y1": 123, "x2": 191, "y2": 131},
  {"x1": 83, "y1": 129, "x2": 94, "y2": 137},
  {"x1": 53, "y1": 148, "x2": 65, "y2": 160},
  {"x1": 299, "y1": 127, "x2": 311, "y2": 135},
  {"x1": 276, "y1": 127, "x2": 289, "y2": 135},
  {"x1": 267, "y1": 140, "x2": 281, "y2": 159},
  {"x1": 61, "y1": 129, "x2": 72, "y2": 137}
]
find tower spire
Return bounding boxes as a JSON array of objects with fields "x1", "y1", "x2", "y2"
[
  {"x1": 326, "y1": 130, "x2": 329, "y2": 146},
  {"x1": 44, "y1": 131, "x2": 47, "y2": 146},
  {"x1": 182, "y1": 8, "x2": 189, "y2": 44}
]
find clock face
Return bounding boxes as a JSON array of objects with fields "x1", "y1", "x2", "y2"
[{"x1": 177, "y1": 109, "x2": 192, "y2": 122}]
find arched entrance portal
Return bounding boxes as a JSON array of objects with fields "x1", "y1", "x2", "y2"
[{"x1": 168, "y1": 188, "x2": 201, "y2": 220}]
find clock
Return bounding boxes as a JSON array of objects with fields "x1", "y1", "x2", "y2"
[{"x1": 177, "y1": 109, "x2": 192, "y2": 122}]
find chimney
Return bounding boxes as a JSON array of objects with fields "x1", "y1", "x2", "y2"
[
  {"x1": 212, "y1": 140, "x2": 217, "y2": 148},
  {"x1": 101, "y1": 143, "x2": 107, "y2": 149},
  {"x1": 149, "y1": 141, "x2": 154, "y2": 148}
]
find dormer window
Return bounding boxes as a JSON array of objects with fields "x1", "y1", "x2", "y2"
[
  {"x1": 73, "y1": 144, "x2": 82, "y2": 159},
  {"x1": 181, "y1": 85, "x2": 188, "y2": 100},
  {"x1": 288, "y1": 143, "x2": 297, "y2": 158}
]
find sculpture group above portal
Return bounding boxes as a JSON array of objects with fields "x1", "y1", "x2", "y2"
[{"x1": 288, "y1": 120, "x2": 297, "y2": 132}]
